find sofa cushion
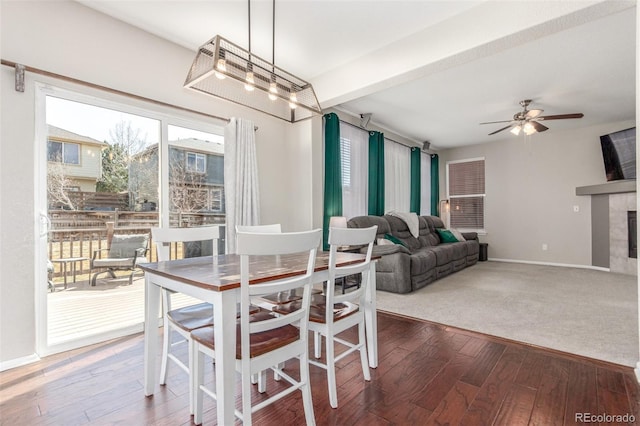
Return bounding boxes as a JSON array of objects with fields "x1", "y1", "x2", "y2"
[
  {"x1": 410, "y1": 249, "x2": 437, "y2": 276},
  {"x1": 421, "y1": 216, "x2": 441, "y2": 247},
  {"x1": 384, "y1": 215, "x2": 421, "y2": 252}
]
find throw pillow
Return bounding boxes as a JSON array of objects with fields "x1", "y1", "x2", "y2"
[
  {"x1": 436, "y1": 228, "x2": 459, "y2": 244},
  {"x1": 450, "y1": 229, "x2": 466, "y2": 242},
  {"x1": 384, "y1": 233, "x2": 407, "y2": 247},
  {"x1": 377, "y1": 238, "x2": 394, "y2": 246}
]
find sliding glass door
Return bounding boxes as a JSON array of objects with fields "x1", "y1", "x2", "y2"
[{"x1": 35, "y1": 84, "x2": 224, "y2": 356}]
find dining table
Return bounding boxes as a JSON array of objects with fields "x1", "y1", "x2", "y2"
[{"x1": 139, "y1": 251, "x2": 377, "y2": 425}]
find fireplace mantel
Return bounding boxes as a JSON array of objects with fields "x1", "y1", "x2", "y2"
[{"x1": 576, "y1": 180, "x2": 636, "y2": 196}]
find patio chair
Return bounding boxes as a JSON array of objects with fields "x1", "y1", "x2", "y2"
[{"x1": 90, "y1": 233, "x2": 149, "y2": 286}]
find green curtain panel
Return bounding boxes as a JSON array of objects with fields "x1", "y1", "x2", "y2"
[
  {"x1": 323, "y1": 113, "x2": 343, "y2": 250},
  {"x1": 430, "y1": 153, "x2": 439, "y2": 216},
  {"x1": 410, "y1": 148, "x2": 421, "y2": 213},
  {"x1": 368, "y1": 131, "x2": 385, "y2": 216}
]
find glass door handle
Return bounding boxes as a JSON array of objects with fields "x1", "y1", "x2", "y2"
[{"x1": 39, "y1": 212, "x2": 51, "y2": 237}]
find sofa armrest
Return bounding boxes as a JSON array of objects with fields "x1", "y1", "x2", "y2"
[
  {"x1": 367, "y1": 244, "x2": 411, "y2": 256},
  {"x1": 461, "y1": 232, "x2": 478, "y2": 241}
]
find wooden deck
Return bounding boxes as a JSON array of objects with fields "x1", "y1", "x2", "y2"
[{"x1": 47, "y1": 272, "x2": 196, "y2": 344}]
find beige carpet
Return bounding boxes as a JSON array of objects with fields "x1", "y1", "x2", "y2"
[{"x1": 376, "y1": 261, "x2": 639, "y2": 367}]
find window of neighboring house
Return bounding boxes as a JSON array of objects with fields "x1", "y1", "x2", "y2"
[
  {"x1": 48, "y1": 141, "x2": 80, "y2": 165},
  {"x1": 186, "y1": 152, "x2": 206, "y2": 173},
  {"x1": 210, "y1": 187, "x2": 224, "y2": 212},
  {"x1": 447, "y1": 158, "x2": 485, "y2": 231}
]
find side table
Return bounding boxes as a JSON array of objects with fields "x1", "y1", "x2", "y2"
[
  {"x1": 51, "y1": 257, "x2": 88, "y2": 289},
  {"x1": 479, "y1": 243, "x2": 488, "y2": 262}
]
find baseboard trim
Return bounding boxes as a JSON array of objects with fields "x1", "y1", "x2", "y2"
[
  {"x1": 488, "y1": 258, "x2": 610, "y2": 272},
  {"x1": 0, "y1": 353, "x2": 41, "y2": 372}
]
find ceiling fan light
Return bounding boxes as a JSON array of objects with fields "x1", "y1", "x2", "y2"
[
  {"x1": 510, "y1": 125, "x2": 521, "y2": 135},
  {"x1": 523, "y1": 122, "x2": 536, "y2": 135}
]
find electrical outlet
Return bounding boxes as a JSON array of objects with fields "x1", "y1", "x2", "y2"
[
  {"x1": 542, "y1": 243, "x2": 548, "y2": 251},
  {"x1": 573, "y1": 205, "x2": 580, "y2": 212}
]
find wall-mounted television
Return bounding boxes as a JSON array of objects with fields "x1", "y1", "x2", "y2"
[{"x1": 600, "y1": 127, "x2": 636, "y2": 181}]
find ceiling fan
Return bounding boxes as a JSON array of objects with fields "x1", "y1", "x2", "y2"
[{"x1": 481, "y1": 99, "x2": 584, "y2": 136}]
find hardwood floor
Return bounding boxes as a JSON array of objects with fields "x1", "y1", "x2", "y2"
[{"x1": 1, "y1": 311, "x2": 639, "y2": 425}]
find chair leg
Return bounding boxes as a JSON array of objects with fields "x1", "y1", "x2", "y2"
[
  {"x1": 359, "y1": 322, "x2": 371, "y2": 381},
  {"x1": 90, "y1": 271, "x2": 102, "y2": 286},
  {"x1": 193, "y1": 341, "x2": 205, "y2": 425},
  {"x1": 159, "y1": 321, "x2": 171, "y2": 385},
  {"x1": 326, "y1": 333, "x2": 338, "y2": 409},
  {"x1": 300, "y1": 351, "x2": 316, "y2": 425},
  {"x1": 107, "y1": 269, "x2": 117, "y2": 279},
  {"x1": 242, "y1": 367, "x2": 253, "y2": 426},
  {"x1": 257, "y1": 370, "x2": 266, "y2": 393}
]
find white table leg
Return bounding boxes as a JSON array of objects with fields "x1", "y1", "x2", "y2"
[
  {"x1": 365, "y1": 262, "x2": 378, "y2": 368},
  {"x1": 213, "y1": 290, "x2": 238, "y2": 425},
  {"x1": 144, "y1": 274, "x2": 160, "y2": 396}
]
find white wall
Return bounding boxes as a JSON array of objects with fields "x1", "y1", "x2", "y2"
[
  {"x1": 439, "y1": 119, "x2": 635, "y2": 266},
  {"x1": 0, "y1": 1, "x2": 315, "y2": 365}
]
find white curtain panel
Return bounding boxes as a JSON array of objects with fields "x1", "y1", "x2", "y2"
[
  {"x1": 420, "y1": 152, "x2": 431, "y2": 216},
  {"x1": 339, "y1": 122, "x2": 369, "y2": 219},
  {"x1": 224, "y1": 117, "x2": 260, "y2": 254},
  {"x1": 384, "y1": 140, "x2": 411, "y2": 213}
]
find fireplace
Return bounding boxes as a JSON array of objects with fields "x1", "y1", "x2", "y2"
[{"x1": 629, "y1": 211, "x2": 637, "y2": 258}]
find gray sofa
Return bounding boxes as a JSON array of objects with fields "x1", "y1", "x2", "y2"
[{"x1": 347, "y1": 215, "x2": 479, "y2": 293}]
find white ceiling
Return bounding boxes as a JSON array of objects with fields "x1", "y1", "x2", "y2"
[{"x1": 77, "y1": 0, "x2": 636, "y2": 149}]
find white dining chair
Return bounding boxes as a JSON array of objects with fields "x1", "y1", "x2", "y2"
[
  {"x1": 191, "y1": 229, "x2": 322, "y2": 426},
  {"x1": 276, "y1": 225, "x2": 377, "y2": 408},
  {"x1": 150, "y1": 226, "x2": 220, "y2": 413}
]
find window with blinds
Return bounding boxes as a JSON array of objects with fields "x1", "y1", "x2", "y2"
[{"x1": 447, "y1": 158, "x2": 485, "y2": 230}]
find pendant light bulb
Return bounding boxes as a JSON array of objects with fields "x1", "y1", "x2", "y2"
[
  {"x1": 215, "y1": 58, "x2": 227, "y2": 79},
  {"x1": 268, "y1": 81, "x2": 278, "y2": 101},
  {"x1": 244, "y1": 71, "x2": 255, "y2": 91},
  {"x1": 289, "y1": 92, "x2": 297, "y2": 109},
  {"x1": 510, "y1": 125, "x2": 521, "y2": 136}
]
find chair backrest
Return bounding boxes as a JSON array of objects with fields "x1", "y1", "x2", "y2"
[
  {"x1": 108, "y1": 234, "x2": 149, "y2": 259},
  {"x1": 326, "y1": 225, "x2": 377, "y2": 307},
  {"x1": 151, "y1": 226, "x2": 221, "y2": 262},
  {"x1": 236, "y1": 223, "x2": 282, "y2": 233},
  {"x1": 236, "y1": 229, "x2": 322, "y2": 360}
]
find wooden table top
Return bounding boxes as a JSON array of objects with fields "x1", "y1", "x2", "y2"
[{"x1": 139, "y1": 251, "x2": 369, "y2": 292}]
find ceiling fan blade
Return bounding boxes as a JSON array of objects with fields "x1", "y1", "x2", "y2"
[
  {"x1": 488, "y1": 125, "x2": 513, "y2": 135},
  {"x1": 530, "y1": 121, "x2": 549, "y2": 132},
  {"x1": 480, "y1": 120, "x2": 512, "y2": 125},
  {"x1": 525, "y1": 109, "x2": 543, "y2": 119},
  {"x1": 538, "y1": 113, "x2": 584, "y2": 120}
]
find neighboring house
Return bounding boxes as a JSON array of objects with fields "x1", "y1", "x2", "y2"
[
  {"x1": 47, "y1": 125, "x2": 106, "y2": 192},
  {"x1": 129, "y1": 138, "x2": 225, "y2": 214}
]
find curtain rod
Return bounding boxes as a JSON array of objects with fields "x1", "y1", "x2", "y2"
[
  {"x1": 337, "y1": 117, "x2": 422, "y2": 149},
  {"x1": 1, "y1": 59, "x2": 231, "y2": 125}
]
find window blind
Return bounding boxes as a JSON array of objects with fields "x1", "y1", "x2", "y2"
[{"x1": 448, "y1": 159, "x2": 485, "y2": 229}]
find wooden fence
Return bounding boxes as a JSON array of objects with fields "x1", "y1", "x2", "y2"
[{"x1": 48, "y1": 211, "x2": 226, "y2": 280}]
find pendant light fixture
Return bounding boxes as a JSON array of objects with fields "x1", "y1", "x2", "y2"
[{"x1": 184, "y1": 0, "x2": 322, "y2": 123}]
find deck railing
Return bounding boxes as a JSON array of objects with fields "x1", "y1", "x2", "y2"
[{"x1": 48, "y1": 211, "x2": 226, "y2": 280}]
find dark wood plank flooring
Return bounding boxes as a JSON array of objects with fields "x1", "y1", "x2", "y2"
[{"x1": 1, "y1": 311, "x2": 639, "y2": 425}]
